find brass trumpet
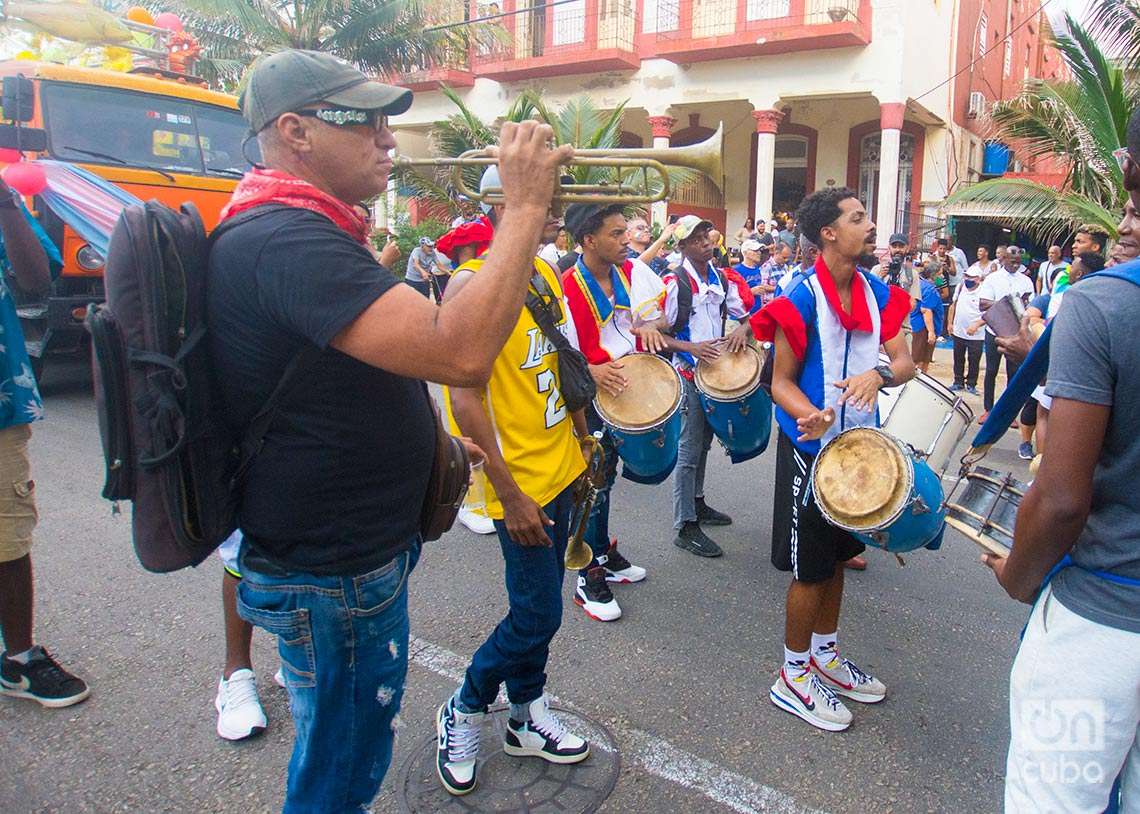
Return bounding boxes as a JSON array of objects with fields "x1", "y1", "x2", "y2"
[
  {"x1": 565, "y1": 433, "x2": 607, "y2": 570},
  {"x1": 394, "y1": 124, "x2": 724, "y2": 207}
]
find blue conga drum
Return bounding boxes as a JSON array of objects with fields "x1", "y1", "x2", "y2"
[
  {"x1": 811, "y1": 427, "x2": 946, "y2": 554},
  {"x1": 593, "y1": 353, "x2": 683, "y2": 485},
  {"x1": 695, "y1": 344, "x2": 773, "y2": 463}
]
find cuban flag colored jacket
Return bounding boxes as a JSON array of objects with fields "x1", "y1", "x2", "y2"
[{"x1": 749, "y1": 256, "x2": 910, "y2": 454}]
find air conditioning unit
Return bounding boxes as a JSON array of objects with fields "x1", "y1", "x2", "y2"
[{"x1": 967, "y1": 91, "x2": 986, "y2": 119}]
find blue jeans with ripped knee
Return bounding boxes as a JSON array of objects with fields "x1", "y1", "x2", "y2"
[{"x1": 236, "y1": 540, "x2": 420, "y2": 814}]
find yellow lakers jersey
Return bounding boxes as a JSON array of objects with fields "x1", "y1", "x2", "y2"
[{"x1": 444, "y1": 257, "x2": 586, "y2": 519}]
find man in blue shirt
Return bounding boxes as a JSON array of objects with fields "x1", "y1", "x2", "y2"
[
  {"x1": 733, "y1": 238, "x2": 766, "y2": 313},
  {"x1": 909, "y1": 265, "x2": 944, "y2": 374},
  {"x1": 0, "y1": 177, "x2": 89, "y2": 708}
]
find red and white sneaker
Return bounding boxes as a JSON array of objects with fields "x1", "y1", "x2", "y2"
[
  {"x1": 769, "y1": 667, "x2": 852, "y2": 732},
  {"x1": 598, "y1": 541, "x2": 646, "y2": 584},
  {"x1": 811, "y1": 653, "x2": 887, "y2": 704},
  {"x1": 574, "y1": 567, "x2": 622, "y2": 621}
]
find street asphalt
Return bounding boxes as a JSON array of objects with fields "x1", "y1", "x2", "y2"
[{"x1": 0, "y1": 353, "x2": 1032, "y2": 814}]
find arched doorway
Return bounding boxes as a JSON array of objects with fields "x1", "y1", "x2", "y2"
[{"x1": 857, "y1": 131, "x2": 916, "y2": 235}]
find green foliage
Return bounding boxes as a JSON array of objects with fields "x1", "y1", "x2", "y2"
[
  {"x1": 946, "y1": 13, "x2": 1134, "y2": 241},
  {"x1": 141, "y1": 0, "x2": 479, "y2": 90},
  {"x1": 386, "y1": 218, "x2": 449, "y2": 263}
]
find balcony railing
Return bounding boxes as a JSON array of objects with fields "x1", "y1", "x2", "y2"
[
  {"x1": 470, "y1": 0, "x2": 640, "y2": 81},
  {"x1": 651, "y1": 0, "x2": 871, "y2": 62},
  {"x1": 394, "y1": 0, "x2": 475, "y2": 90}
]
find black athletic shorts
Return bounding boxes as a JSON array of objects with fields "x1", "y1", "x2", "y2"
[{"x1": 771, "y1": 431, "x2": 865, "y2": 583}]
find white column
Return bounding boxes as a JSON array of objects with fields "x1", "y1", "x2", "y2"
[
  {"x1": 384, "y1": 176, "x2": 397, "y2": 233},
  {"x1": 751, "y1": 109, "x2": 783, "y2": 225},
  {"x1": 646, "y1": 115, "x2": 675, "y2": 228},
  {"x1": 875, "y1": 102, "x2": 906, "y2": 248}
]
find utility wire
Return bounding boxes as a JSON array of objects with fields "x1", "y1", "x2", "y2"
[
  {"x1": 914, "y1": 0, "x2": 1057, "y2": 101},
  {"x1": 425, "y1": 0, "x2": 585, "y2": 33}
]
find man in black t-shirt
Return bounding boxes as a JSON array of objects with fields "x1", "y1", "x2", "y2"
[{"x1": 207, "y1": 50, "x2": 571, "y2": 812}]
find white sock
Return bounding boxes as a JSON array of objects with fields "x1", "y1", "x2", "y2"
[
  {"x1": 7, "y1": 646, "x2": 37, "y2": 665},
  {"x1": 812, "y1": 631, "x2": 839, "y2": 666},
  {"x1": 783, "y1": 646, "x2": 810, "y2": 678}
]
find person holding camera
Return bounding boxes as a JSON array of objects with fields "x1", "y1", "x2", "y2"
[{"x1": 873, "y1": 233, "x2": 920, "y2": 305}]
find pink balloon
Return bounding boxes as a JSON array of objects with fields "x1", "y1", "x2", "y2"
[
  {"x1": 3, "y1": 162, "x2": 46, "y2": 196},
  {"x1": 0, "y1": 148, "x2": 21, "y2": 164},
  {"x1": 153, "y1": 12, "x2": 184, "y2": 32}
]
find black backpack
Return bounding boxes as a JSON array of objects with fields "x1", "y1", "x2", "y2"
[
  {"x1": 86, "y1": 201, "x2": 318, "y2": 573},
  {"x1": 666, "y1": 264, "x2": 728, "y2": 340}
]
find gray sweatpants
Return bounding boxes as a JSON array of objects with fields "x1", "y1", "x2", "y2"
[{"x1": 672, "y1": 377, "x2": 713, "y2": 529}]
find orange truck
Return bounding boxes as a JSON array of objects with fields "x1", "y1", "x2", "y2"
[{"x1": 0, "y1": 61, "x2": 251, "y2": 378}]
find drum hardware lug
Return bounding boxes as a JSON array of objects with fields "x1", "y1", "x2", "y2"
[
  {"x1": 911, "y1": 495, "x2": 931, "y2": 515},
  {"x1": 652, "y1": 433, "x2": 665, "y2": 448},
  {"x1": 870, "y1": 530, "x2": 889, "y2": 547},
  {"x1": 612, "y1": 434, "x2": 623, "y2": 447},
  {"x1": 894, "y1": 553, "x2": 906, "y2": 567},
  {"x1": 739, "y1": 402, "x2": 750, "y2": 416},
  {"x1": 926, "y1": 409, "x2": 956, "y2": 460}
]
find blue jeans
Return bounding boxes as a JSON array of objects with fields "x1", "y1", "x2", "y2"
[
  {"x1": 457, "y1": 486, "x2": 573, "y2": 711},
  {"x1": 673, "y1": 376, "x2": 713, "y2": 529},
  {"x1": 581, "y1": 404, "x2": 619, "y2": 576},
  {"x1": 236, "y1": 542, "x2": 421, "y2": 814}
]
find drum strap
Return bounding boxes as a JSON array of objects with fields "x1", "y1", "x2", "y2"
[{"x1": 667, "y1": 263, "x2": 728, "y2": 338}]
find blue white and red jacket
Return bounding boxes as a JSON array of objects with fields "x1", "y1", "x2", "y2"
[{"x1": 749, "y1": 256, "x2": 910, "y2": 454}]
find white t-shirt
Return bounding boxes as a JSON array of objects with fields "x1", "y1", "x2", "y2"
[
  {"x1": 967, "y1": 260, "x2": 995, "y2": 278},
  {"x1": 951, "y1": 281, "x2": 984, "y2": 340},
  {"x1": 537, "y1": 242, "x2": 565, "y2": 268},
  {"x1": 663, "y1": 258, "x2": 748, "y2": 370},
  {"x1": 977, "y1": 269, "x2": 1034, "y2": 335},
  {"x1": 1039, "y1": 261, "x2": 1069, "y2": 294},
  {"x1": 948, "y1": 246, "x2": 969, "y2": 283}
]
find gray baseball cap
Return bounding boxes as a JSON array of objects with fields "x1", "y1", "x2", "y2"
[{"x1": 240, "y1": 49, "x2": 413, "y2": 133}]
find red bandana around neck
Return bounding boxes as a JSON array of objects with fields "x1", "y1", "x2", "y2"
[
  {"x1": 813, "y1": 254, "x2": 873, "y2": 333},
  {"x1": 220, "y1": 168, "x2": 369, "y2": 245}
]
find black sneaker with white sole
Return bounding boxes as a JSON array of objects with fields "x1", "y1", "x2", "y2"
[
  {"x1": 0, "y1": 646, "x2": 90, "y2": 708},
  {"x1": 673, "y1": 521, "x2": 723, "y2": 557},
  {"x1": 597, "y1": 541, "x2": 646, "y2": 584},
  {"x1": 504, "y1": 696, "x2": 590, "y2": 764},
  {"x1": 574, "y1": 566, "x2": 622, "y2": 621}
]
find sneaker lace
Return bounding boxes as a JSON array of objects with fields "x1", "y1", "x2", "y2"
[
  {"x1": 224, "y1": 674, "x2": 260, "y2": 710},
  {"x1": 447, "y1": 715, "x2": 481, "y2": 762},
  {"x1": 531, "y1": 706, "x2": 569, "y2": 743},
  {"x1": 842, "y1": 659, "x2": 873, "y2": 687},
  {"x1": 27, "y1": 653, "x2": 75, "y2": 689},
  {"x1": 809, "y1": 674, "x2": 843, "y2": 711},
  {"x1": 606, "y1": 547, "x2": 632, "y2": 571}
]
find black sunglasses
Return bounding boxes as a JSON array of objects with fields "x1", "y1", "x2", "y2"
[{"x1": 294, "y1": 107, "x2": 389, "y2": 132}]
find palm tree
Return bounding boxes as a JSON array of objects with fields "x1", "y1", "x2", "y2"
[
  {"x1": 943, "y1": 14, "x2": 1137, "y2": 241},
  {"x1": 141, "y1": 0, "x2": 475, "y2": 89},
  {"x1": 397, "y1": 87, "x2": 689, "y2": 218},
  {"x1": 1086, "y1": 0, "x2": 1140, "y2": 75}
]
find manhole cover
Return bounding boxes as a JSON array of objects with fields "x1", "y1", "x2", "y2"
[{"x1": 397, "y1": 705, "x2": 620, "y2": 813}]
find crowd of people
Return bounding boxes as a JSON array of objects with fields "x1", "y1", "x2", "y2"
[{"x1": 2, "y1": 47, "x2": 1139, "y2": 814}]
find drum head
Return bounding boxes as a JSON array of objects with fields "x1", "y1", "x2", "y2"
[
  {"x1": 695, "y1": 346, "x2": 762, "y2": 400},
  {"x1": 595, "y1": 353, "x2": 681, "y2": 430},
  {"x1": 814, "y1": 428, "x2": 909, "y2": 529}
]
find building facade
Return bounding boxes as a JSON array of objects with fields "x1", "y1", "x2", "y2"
[{"x1": 393, "y1": 0, "x2": 1065, "y2": 248}]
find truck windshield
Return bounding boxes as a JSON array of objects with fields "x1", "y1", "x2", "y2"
[{"x1": 42, "y1": 82, "x2": 259, "y2": 178}]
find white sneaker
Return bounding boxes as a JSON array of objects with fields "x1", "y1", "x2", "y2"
[
  {"x1": 812, "y1": 653, "x2": 887, "y2": 704},
  {"x1": 769, "y1": 667, "x2": 852, "y2": 732},
  {"x1": 574, "y1": 567, "x2": 622, "y2": 621},
  {"x1": 215, "y1": 669, "x2": 267, "y2": 741},
  {"x1": 457, "y1": 507, "x2": 496, "y2": 535},
  {"x1": 503, "y1": 696, "x2": 589, "y2": 764},
  {"x1": 598, "y1": 542, "x2": 647, "y2": 584},
  {"x1": 436, "y1": 698, "x2": 484, "y2": 795}
]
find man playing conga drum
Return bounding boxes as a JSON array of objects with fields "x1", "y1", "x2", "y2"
[
  {"x1": 560, "y1": 203, "x2": 667, "y2": 621},
  {"x1": 752, "y1": 188, "x2": 913, "y2": 731}
]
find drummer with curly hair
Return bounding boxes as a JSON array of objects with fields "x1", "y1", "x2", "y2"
[{"x1": 751, "y1": 187, "x2": 913, "y2": 732}]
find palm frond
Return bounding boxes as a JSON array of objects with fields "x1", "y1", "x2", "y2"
[
  {"x1": 944, "y1": 178, "x2": 1117, "y2": 243},
  {"x1": 1086, "y1": 0, "x2": 1140, "y2": 75}
]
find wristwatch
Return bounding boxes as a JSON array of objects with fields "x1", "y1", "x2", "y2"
[{"x1": 874, "y1": 364, "x2": 895, "y2": 387}]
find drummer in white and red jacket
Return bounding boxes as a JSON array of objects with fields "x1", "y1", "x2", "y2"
[
  {"x1": 560, "y1": 203, "x2": 668, "y2": 622},
  {"x1": 750, "y1": 188, "x2": 913, "y2": 733},
  {"x1": 660, "y1": 215, "x2": 754, "y2": 559}
]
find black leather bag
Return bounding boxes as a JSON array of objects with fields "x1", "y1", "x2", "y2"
[{"x1": 419, "y1": 390, "x2": 471, "y2": 542}]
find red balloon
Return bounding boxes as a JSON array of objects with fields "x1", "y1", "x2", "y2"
[
  {"x1": 3, "y1": 162, "x2": 47, "y2": 196},
  {"x1": 0, "y1": 148, "x2": 21, "y2": 164},
  {"x1": 153, "y1": 12, "x2": 183, "y2": 32}
]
